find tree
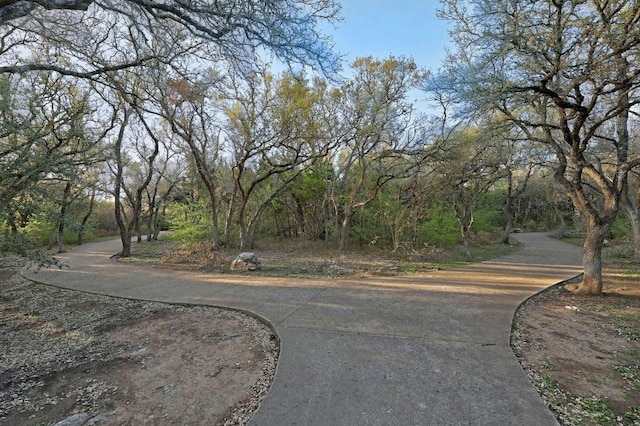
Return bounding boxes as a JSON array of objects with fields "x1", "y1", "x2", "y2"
[
  {"x1": 331, "y1": 56, "x2": 427, "y2": 250},
  {"x1": 493, "y1": 121, "x2": 542, "y2": 244},
  {"x1": 222, "y1": 69, "x2": 332, "y2": 250},
  {"x1": 0, "y1": 0, "x2": 340, "y2": 77},
  {"x1": 158, "y1": 75, "x2": 225, "y2": 250},
  {"x1": 439, "y1": 0, "x2": 640, "y2": 294},
  {"x1": 0, "y1": 71, "x2": 111, "y2": 251},
  {"x1": 1, "y1": 0, "x2": 341, "y2": 256},
  {"x1": 432, "y1": 126, "x2": 504, "y2": 260}
]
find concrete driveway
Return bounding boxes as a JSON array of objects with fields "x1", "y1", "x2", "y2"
[{"x1": 22, "y1": 232, "x2": 583, "y2": 425}]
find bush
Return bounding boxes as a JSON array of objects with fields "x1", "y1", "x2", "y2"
[
  {"x1": 165, "y1": 200, "x2": 213, "y2": 244},
  {"x1": 420, "y1": 211, "x2": 461, "y2": 246}
]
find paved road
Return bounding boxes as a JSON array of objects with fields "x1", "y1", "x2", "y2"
[{"x1": 22, "y1": 233, "x2": 583, "y2": 425}]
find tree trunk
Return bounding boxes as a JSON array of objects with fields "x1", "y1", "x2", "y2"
[
  {"x1": 119, "y1": 229, "x2": 132, "y2": 257},
  {"x1": 48, "y1": 229, "x2": 57, "y2": 250},
  {"x1": 152, "y1": 207, "x2": 162, "y2": 241},
  {"x1": 146, "y1": 212, "x2": 153, "y2": 241},
  {"x1": 453, "y1": 193, "x2": 474, "y2": 261},
  {"x1": 238, "y1": 223, "x2": 248, "y2": 251},
  {"x1": 113, "y1": 109, "x2": 131, "y2": 257},
  {"x1": 461, "y1": 225, "x2": 473, "y2": 262},
  {"x1": 136, "y1": 220, "x2": 142, "y2": 242},
  {"x1": 622, "y1": 191, "x2": 640, "y2": 260},
  {"x1": 572, "y1": 224, "x2": 607, "y2": 295},
  {"x1": 210, "y1": 202, "x2": 220, "y2": 250},
  {"x1": 57, "y1": 181, "x2": 72, "y2": 254},
  {"x1": 77, "y1": 187, "x2": 96, "y2": 246},
  {"x1": 502, "y1": 216, "x2": 513, "y2": 245},
  {"x1": 339, "y1": 206, "x2": 353, "y2": 251}
]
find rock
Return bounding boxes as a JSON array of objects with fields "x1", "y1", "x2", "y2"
[
  {"x1": 230, "y1": 252, "x2": 260, "y2": 271},
  {"x1": 54, "y1": 410, "x2": 118, "y2": 426},
  {"x1": 54, "y1": 413, "x2": 92, "y2": 426}
]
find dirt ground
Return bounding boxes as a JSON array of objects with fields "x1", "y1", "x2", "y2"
[
  {"x1": 512, "y1": 270, "x2": 640, "y2": 425},
  {"x1": 2, "y1": 237, "x2": 640, "y2": 425},
  {"x1": 0, "y1": 256, "x2": 278, "y2": 426}
]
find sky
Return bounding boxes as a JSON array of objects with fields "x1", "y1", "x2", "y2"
[{"x1": 327, "y1": 0, "x2": 452, "y2": 72}]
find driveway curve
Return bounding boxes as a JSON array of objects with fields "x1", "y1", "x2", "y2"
[{"x1": 22, "y1": 233, "x2": 582, "y2": 425}]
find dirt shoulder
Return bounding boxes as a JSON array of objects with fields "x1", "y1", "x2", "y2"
[
  {"x1": 512, "y1": 271, "x2": 640, "y2": 425},
  {"x1": 0, "y1": 256, "x2": 278, "y2": 426}
]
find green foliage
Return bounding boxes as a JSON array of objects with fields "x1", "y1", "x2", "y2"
[
  {"x1": 574, "y1": 396, "x2": 617, "y2": 424},
  {"x1": 0, "y1": 232, "x2": 34, "y2": 255},
  {"x1": 609, "y1": 215, "x2": 633, "y2": 239},
  {"x1": 92, "y1": 202, "x2": 119, "y2": 234},
  {"x1": 613, "y1": 313, "x2": 640, "y2": 341},
  {"x1": 165, "y1": 199, "x2": 212, "y2": 244},
  {"x1": 615, "y1": 365, "x2": 640, "y2": 391},
  {"x1": 420, "y1": 210, "x2": 461, "y2": 246},
  {"x1": 472, "y1": 206, "x2": 501, "y2": 233}
]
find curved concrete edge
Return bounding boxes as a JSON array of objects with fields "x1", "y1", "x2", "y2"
[
  {"x1": 508, "y1": 271, "x2": 584, "y2": 343},
  {"x1": 19, "y1": 261, "x2": 283, "y2": 420}
]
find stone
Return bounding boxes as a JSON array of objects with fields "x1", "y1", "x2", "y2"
[
  {"x1": 54, "y1": 413, "x2": 92, "y2": 426},
  {"x1": 230, "y1": 252, "x2": 260, "y2": 271}
]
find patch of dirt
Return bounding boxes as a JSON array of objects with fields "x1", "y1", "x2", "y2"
[
  {"x1": 0, "y1": 256, "x2": 278, "y2": 426},
  {"x1": 512, "y1": 270, "x2": 640, "y2": 425}
]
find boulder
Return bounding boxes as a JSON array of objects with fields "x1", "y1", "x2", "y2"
[{"x1": 230, "y1": 252, "x2": 260, "y2": 271}]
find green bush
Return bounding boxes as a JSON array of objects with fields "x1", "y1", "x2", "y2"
[
  {"x1": 420, "y1": 210, "x2": 461, "y2": 246},
  {"x1": 609, "y1": 215, "x2": 632, "y2": 239},
  {"x1": 165, "y1": 200, "x2": 212, "y2": 244}
]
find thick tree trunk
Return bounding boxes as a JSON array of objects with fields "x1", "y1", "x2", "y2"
[
  {"x1": 502, "y1": 217, "x2": 513, "y2": 245},
  {"x1": 461, "y1": 226, "x2": 473, "y2": 262},
  {"x1": 119, "y1": 230, "x2": 132, "y2": 257},
  {"x1": 572, "y1": 224, "x2": 607, "y2": 295},
  {"x1": 238, "y1": 214, "x2": 248, "y2": 251}
]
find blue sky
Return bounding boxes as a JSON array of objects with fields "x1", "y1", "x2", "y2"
[{"x1": 328, "y1": 1, "x2": 452, "y2": 72}]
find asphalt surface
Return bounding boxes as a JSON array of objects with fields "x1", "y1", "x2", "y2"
[{"x1": 22, "y1": 232, "x2": 583, "y2": 425}]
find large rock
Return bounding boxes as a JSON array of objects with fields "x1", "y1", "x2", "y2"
[{"x1": 230, "y1": 252, "x2": 260, "y2": 271}]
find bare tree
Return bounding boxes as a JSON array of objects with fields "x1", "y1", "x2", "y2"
[{"x1": 0, "y1": 0, "x2": 340, "y2": 77}]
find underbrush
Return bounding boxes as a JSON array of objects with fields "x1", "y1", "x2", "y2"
[{"x1": 121, "y1": 233, "x2": 517, "y2": 278}]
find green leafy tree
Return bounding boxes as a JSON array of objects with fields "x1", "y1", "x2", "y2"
[
  {"x1": 0, "y1": 72, "x2": 110, "y2": 252},
  {"x1": 432, "y1": 126, "x2": 505, "y2": 260}
]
